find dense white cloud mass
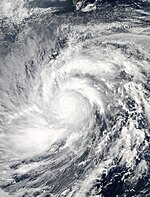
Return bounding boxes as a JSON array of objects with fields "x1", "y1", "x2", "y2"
[{"x1": 0, "y1": 0, "x2": 149, "y2": 196}]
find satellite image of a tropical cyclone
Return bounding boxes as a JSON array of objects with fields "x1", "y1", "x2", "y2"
[{"x1": 0, "y1": 0, "x2": 150, "y2": 196}]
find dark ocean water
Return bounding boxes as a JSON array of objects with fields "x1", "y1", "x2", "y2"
[{"x1": 0, "y1": 0, "x2": 150, "y2": 196}]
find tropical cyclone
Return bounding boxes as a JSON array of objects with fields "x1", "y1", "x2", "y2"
[{"x1": 0, "y1": 0, "x2": 150, "y2": 197}]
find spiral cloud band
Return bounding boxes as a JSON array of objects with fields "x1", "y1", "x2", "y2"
[{"x1": 0, "y1": 0, "x2": 150, "y2": 196}]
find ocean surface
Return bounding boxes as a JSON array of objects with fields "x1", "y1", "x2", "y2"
[{"x1": 0, "y1": 0, "x2": 150, "y2": 196}]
